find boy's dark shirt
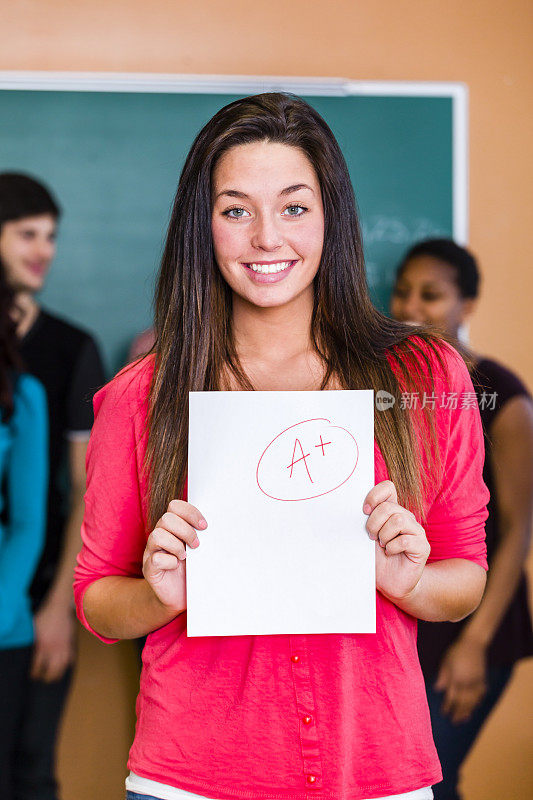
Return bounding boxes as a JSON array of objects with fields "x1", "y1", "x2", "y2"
[{"x1": 20, "y1": 309, "x2": 105, "y2": 607}]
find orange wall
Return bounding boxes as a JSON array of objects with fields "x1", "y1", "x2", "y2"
[{"x1": 2, "y1": 2, "x2": 531, "y2": 799}]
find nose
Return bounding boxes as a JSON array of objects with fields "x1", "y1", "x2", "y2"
[
  {"x1": 36, "y1": 236, "x2": 55, "y2": 262},
  {"x1": 395, "y1": 292, "x2": 423, "y2": 323},
  {"x1": 251, "y1": 213, "x2": 283, "y2": 252}
]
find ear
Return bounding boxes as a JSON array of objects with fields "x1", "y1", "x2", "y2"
[{"x1": 459, "y1": 298, "x2": 477, "y2": 325}]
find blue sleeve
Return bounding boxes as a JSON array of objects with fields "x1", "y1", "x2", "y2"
[{"x1": 0, "y1": 375, "x2": 48, "y2": 638}]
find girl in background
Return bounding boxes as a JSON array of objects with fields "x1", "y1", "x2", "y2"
[
  {"x1": 0, "y1": 265, "x2": 48, "y2": 798},
  {"x1": 391, "y1": 238, "x2": 533, "y2": 800},
  {"x1": 75, "y1": 94, "x2": 489, "y2": 800},
  {"x1": 0, "y1": 172, "x2": 105, "y2": 800}
]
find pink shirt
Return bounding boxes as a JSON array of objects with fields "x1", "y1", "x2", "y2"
[{"x1": 75, "y1": 340, "x2": 488, "y2": 800}]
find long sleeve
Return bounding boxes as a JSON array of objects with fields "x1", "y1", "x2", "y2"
[
  {"x1": 74, "y1": 358, "x2": 153, "y2": 643},
  {"x1": 387, "y1": 338, "x2": 489, "y2": 569},
  {"x1": 422, "y1": 347, "x2": 489, "y2": 568},
  {"x1": 0, "y1": 374, "x2": 48, "y2": 643}
]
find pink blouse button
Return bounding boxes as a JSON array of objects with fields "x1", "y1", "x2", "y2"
[
  {"x1": 290, "y1": 654, "x2": 300, "y2": 663},
  {"x1": 306, "y1": 775, "x2": 317, "y2": 785},
  {"x1": 302, "y1": 715, "x2": 313, "y2": 725}
]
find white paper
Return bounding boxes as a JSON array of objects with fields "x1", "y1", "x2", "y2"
[{"x1": 187, "y1": 390, "x2": 375, "y2": 637}]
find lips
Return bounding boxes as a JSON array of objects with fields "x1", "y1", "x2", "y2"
[
  {"x1": 243, "y1": 260, "x2": 296, "y2": 275},
  {"x1": 26, "y1": 262, "x2": 48, "y2": 276},
  {"x1": 242, "y1": 259, "x2": 297, "y2": 284}
]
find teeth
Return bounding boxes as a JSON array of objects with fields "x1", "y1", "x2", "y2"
[{"x1": 248, "y1": 261, "x2": 293, "y2": 274}]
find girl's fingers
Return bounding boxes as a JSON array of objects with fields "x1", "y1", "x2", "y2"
[
  {"x1": 363, "y1": 480, "x2": 398, "y2": 515},
  {"x1": 144, "y1": 500, "x2": 208, "y2": 576},
  {"x1": 442, "y1": 679, "x2": 486, "y2": 721},
  {"x1": 30, "y1": 648, "x2": 47, "y2": 680},
  {"x1": 167, "y1": 499, "x2": 207, "y2": 531},
  {"x1": 152, "y1": 552, "x2": 180, "y2": 571},
  {"x1": 147, "y1": 528, "x2": 188, "y2": 559},
  {"x1": 378, "y1": 513, "x2": 424, "y2": 546},
  {"x1": 434, "y1": 666, "x2": 448, "y2": 692},
  {"x1": 366, "y1": 506, "x2": 416, "y2": 542},
  {"x1": 442, "y1": 684, "x2": 457, "y2": 717},
  {"x1": 385, "y1": 533, "x2": 429, "y2": 562},
  {"x1": 365, "y1": 501, "x2": 401, "y2": 539},
  {"x1": 158, "y1": 512, "x2": 200, "y2": 548},
  {"x1": 450, "y1": 685, "x2": 484, "y2": 723}
]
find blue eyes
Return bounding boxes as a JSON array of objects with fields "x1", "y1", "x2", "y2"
[
  {"x1": 283, "y1": 205, "x2": 308, "y2": 216},
  {"x1": 222, "y1": 205, "x2": 308, "y2": 219}
]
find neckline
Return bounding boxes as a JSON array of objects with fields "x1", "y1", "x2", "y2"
[{"x1": 20, "y1": 307, "x2": 45, "y2": 346}]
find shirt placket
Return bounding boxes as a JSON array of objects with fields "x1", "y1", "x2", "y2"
[{"x1": 289, "y1": 634, "x2": 323, "y2": 791}]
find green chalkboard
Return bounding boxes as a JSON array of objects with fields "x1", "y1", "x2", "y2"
[{"x1": 0, "y1": 81, "x2": 463, "y2": 374}]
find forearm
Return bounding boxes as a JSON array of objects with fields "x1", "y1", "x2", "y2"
[
  {"x1": 381, "y1": 559, "x2": 487, "y2": 622},
  {"x1": 82, "y1": 574, "x2": 183, "y2": 640},
  {"x1": 460, "y1": 526, "x2": 530, "y2": 646}
]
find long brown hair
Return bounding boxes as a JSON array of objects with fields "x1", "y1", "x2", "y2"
[{"x1": 147, "y1": 92, "x2": 445, "y2": 526}]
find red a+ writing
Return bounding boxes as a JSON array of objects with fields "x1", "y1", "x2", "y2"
[
  {"x1": 287, "y1": 438, "x2": 314, "y2": 483},
  {"x1": 315, "y1": 434, "x2": 331, "y2": 456}
]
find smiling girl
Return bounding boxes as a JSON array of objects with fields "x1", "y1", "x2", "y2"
[{"x1": 74, "y1": 94, "x2": 489, "y2": 800}]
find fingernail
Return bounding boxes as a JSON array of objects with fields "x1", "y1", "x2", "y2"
[
  {"x1": 179, "y1": 551, "x2": 187, "y2": 560},
  {"x1": 363, "y1": 504, "x2": 371, "y2": 514},
  {"x1": 191, "y1": 536, "x2": 200, "y2": 548},
  {"x1": 198, "y1": 518, "x2": 208, "y2": 529}
]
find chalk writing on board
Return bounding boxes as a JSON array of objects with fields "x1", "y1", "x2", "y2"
[
  {"x1": 256, "y1": 418, "x2": 359, "y2": 502},
  {"x1": 362, "y1": 216, "x2": 447, "y2": 246}
]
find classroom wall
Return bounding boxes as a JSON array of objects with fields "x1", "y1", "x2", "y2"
[{"x1": 2, "y1": 2, "x2": 531, "y2": 798}]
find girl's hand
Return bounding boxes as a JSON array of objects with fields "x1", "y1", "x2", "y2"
[
  {"x1": 364, "y1": 480, "x2": 430, "y2": 602},
  {"x1": 435, "y1": 638, "x2": 488, "y2": 723},
  {"x1": 142, "y1": 500, "x2": 207, "y2": 613}
]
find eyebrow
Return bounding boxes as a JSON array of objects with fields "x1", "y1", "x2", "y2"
[
  {"x1": 215, "y1": 183, "x2": 314, "y2": 201},
  {"x1": 397, "y1": 281, "x2": 441, "y2": 290}
]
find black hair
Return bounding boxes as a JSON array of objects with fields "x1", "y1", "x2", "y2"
[
  {"x1": 0, "y1": 173, "x2": 57, "y2": 415},
  {"x1": 396, "y1": 238, "x2": 480, "y2": 299},
  {"x1": 0, "y1": 264, "x2": 22, "y2": 419},
  {"x1": 0, "y1": 172, "x2": 61, "y2": 227}
]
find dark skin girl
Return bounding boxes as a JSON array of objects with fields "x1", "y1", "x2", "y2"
[{"x1": 391, "y1": 254, "x2": 533, "y2": 723}]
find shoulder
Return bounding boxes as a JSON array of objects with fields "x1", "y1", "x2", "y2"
[
  {"x1": 93, "y1": 355, "x2": 155, "y2": 420},
  {"x1": 474, "y1": 357, "x2": 530, "y2": 398},
  {"x1": 10, "y1": 374, "x2": 47, "y2": 429},
  {"x1": 473, "y1": 356, "x2": 531, "y2": 428},
  {"x1": 40, "y1": 309, "x2": 99, "y2": 350},
  {"x1": 387, "y1": 333, "x2": 468, "y2": 391},
  {"x1": 15, "y1": 373, "x2": 47, "y2": 407},
  {"x1": 88, "y1": 357, "x2": 154, "y2": 465}
]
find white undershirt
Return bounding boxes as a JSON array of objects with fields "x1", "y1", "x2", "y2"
[{"x1": 126, "y1": 772, "x2": 433, "y2": 800}]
